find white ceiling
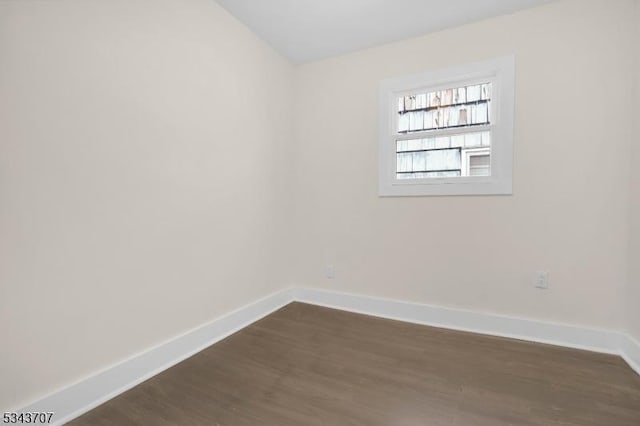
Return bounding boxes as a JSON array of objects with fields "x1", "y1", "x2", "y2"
[{"x1": 215, "y1": 0, "x2": 554, "y2": 63}]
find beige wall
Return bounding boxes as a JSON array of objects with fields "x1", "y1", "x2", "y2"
[
  {"x1": 0, "y1": 0, "x2": 293, "y2": 411},
  {"x1": 292, "y1": 0, "x2": 635, "y2": 329},
  {"x1": 2, "y1": 0, "x2": 639, "y2": 414},
  {"x1": 629, "y1": 0, "x2": 640, "y2": 341}
]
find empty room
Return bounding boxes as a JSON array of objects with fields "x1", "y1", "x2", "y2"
[{"x1": 2, "y1": 0, "x2": 640, "y2": 424}]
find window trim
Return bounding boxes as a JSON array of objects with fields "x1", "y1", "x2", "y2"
[{"x1": 378, "y1": 56, "x2": 515, "y2": 196}]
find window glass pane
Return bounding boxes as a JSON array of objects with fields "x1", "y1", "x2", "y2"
[
  {"x1": 406, "y1": 138, "x2": 423, "y2": 151},
  {"x1": 435, "y1": 136, "x2": 450, "y2": 148},
  {"x1": 395, "y1": 140, "x2": 463, "y2": 179},
  {"x1": 398, "y1": 114, "x2": 409, "y2": 132},
  {"x1": 481, "y1": 83, "x2": 491, "y2": 100},
  {"x1": 432, "y1": 170, "x2": 461, "y2": 178},
  {"x1": 467, "y1": 85, "x2": 481, "y2": 102},
  {"x1": 464, "y1": 133, "x2": 482, "y2": 147},
  {"x1": 396, "y1": 152, "x2": 412, "y2": 172},
  {"x1": 409, "y1": 111, "x2": 424, "y2": 131},
  {"x1": 475, "y1": 102, "x2": 488, "y2": 124},
  {"x1": 424, "y1": 138, "x2": 436, "y2": 149},
  {"x1": 451, "y1": 135, "x2": 464, "y2": 148},
  {"x1": 397, "y1": 82, "x2": 491, "y2": 134},
  {"x1": 481, "y1": 131, "x2": 491, "y2": 146},
  {"x1": 426, "y1": 149, "x2": 461, "y2": 171},
  {"x1": 412, "y1": 152, "x2": 426, "y2": 171},
  {"x1": 396, "y1": 134, "x2": 492, "y2": 179},
  {"x1": 405, "y1": 96, "x2": 416, "y2": 110},
  {"x1": 395, "y1": 81, "x2": 493, "y2": 183}
]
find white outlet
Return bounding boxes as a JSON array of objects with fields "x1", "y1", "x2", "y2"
[
  {"x1": 535, "y1": 271, "x2": 549, "y2": 289},
  {"x1": 325, "y1": 265, "x2": 335, "y2": 279}
]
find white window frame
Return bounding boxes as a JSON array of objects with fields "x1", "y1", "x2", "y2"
[{"x1": 378, "y1": 56, "x2": 515, "y2": 196}]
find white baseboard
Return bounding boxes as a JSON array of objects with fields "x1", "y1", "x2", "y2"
[
  {"x1": 17, "y1": 288, "x2": 295, "y2": 426},
  {"x1": 620, "y1": 334, "x2": 640, "y2": 376},
  {"x1": 15, "y1": 286, "x2": 640, "y2": 425},
  {"x1": 294, "y1": 287, "x2": 640, "y2": 376}
]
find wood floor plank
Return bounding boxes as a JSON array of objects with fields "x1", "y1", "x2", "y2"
[{"x1": 70, "y1": 303, "x2": 640, "y2": 425}]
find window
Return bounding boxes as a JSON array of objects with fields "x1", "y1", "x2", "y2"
[{"x1": 379, "y1": 56, "x2": 514, "y2": 196}]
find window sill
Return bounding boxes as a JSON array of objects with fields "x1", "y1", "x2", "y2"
[{"x1": 378, "y1": 178, "x2": 512, "y2": 197}]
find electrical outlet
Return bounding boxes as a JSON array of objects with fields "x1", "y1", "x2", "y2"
[
  {"x1": 534, "y1": 271, "x2": 549, "y2": 289},
  {"x1": 324, "y1": 265, "x2": 335, "y2": 279}
]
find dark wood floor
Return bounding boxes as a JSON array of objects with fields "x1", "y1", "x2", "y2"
[{"x1": 71, "y1": 302, "x2": 640, "y2": 426}]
